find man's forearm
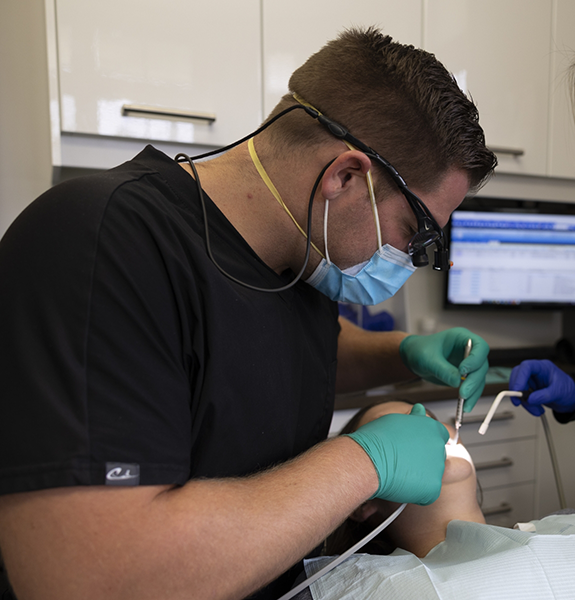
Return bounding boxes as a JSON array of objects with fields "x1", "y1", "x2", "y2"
[
  {"x1": 0, "y1": 436, "x2": 377, "y2": 600},
  {"x1": 157, "y1": 436, "x2": 378, "y2": 599},
  {"x1": 336, "y1": 316, "x2": 414, "y2": 394}
]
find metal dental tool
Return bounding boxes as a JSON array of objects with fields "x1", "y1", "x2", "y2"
[{"x1": 453, "y1": 338, "x2": 472, "y2": 444}]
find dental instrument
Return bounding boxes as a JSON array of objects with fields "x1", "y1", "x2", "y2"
[
  {"x1": 453, "y1": 338, "x2": 472, "y2": 443},
  {"x1": 478, "y1": 390, "x2": 523, "y2": 435},
  {"x1": 479, "y1": 390, "x2": 567, "y2": 510},
  {"x1": 276, "y1": 503, "x2": 407, "y2": 600}
]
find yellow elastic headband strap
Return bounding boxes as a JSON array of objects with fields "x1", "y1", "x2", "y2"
[
  {"x1": 248, "y1": 137, "x2": 324, "y2": 258},
  {"x1": 293, "y1": 92, "x2": 319, "y2": 113}
]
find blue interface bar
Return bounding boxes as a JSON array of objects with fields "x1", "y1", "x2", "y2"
[
  {"x1": 451, "y1": 217, "x2": 575, "y2": 231},
  {"x1": 451, "y1": 228, "x2": 575, "y2": 245}
]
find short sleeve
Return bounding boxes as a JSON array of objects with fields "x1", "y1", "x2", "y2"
[{"x1": 0, "y1": 171, "x2": 193, "y2": 494}]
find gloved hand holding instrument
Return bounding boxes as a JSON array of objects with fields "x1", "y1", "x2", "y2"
[
  {"x1": 509, "y1": 359, "x2": 575, "y2": 416},
  {"x1": 480, "y1": 359, "x2": 571, "y2": 511},
  {"x1": 399, "y1": 327, "x2": 490, "y2": 412}
]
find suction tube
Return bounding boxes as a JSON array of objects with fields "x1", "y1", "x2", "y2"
[{"x1": 276, "y1": 503, "x2": 407, "y2": 600}]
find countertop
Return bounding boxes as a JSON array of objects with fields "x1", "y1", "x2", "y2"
[
  {"x1": 334, "y1": 375, "x2": 512, "y2": 410},
  {"x1": 334, "y1": 354, "x2": 575, "y2": 410}
]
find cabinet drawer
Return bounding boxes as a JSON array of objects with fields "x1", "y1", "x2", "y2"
[
  {"x1": 468, "y1": 438, "x2": 536, "y2": 489},
  {"x1": 481, "y1": 483, "x2": 535, "y2": 528}
]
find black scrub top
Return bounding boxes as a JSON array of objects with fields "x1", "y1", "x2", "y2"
[{"x1": 0, "y1": 145, "x2": 340, "y2": 598}]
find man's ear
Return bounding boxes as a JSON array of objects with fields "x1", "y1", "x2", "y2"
[
  {"x1": 349, "y1": 500, "x2": 380, "y2": 523},
  {"x1": 321, "y1": 150, "x2": 372, "y2": 201}
]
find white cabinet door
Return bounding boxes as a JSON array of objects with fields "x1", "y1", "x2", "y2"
[
  {"x1": 54, "y1": 0, "x2": 262, "y2": 147},
  {"x1": 548, "y1": 0, "x2": 575, "y2": 179},
  {"x1": 262, "y1": 0, "x2": 422, "y2": 118},
  {"x1": 425, "y1": 0, "x2": 553, "y2": 177}
]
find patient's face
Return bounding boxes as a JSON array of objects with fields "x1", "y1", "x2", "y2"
[{"x1": 356, "y1": 401, "x2": 475, "y2": 485}]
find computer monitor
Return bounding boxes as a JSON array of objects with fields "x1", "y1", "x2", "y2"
[{"x1": 444, "y1": 197, "x2": 575, "y2": 310}]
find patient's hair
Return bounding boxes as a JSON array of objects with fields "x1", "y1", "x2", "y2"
[{"x1": 265, "y1": 26, "x2": 497, "y2": 195}]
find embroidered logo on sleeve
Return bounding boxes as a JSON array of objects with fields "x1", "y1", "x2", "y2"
[{"x1": 105, "y1": 463, "x2": 140, "y2": 486}]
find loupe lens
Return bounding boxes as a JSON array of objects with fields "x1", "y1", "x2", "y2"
[{"x1": 408, "y1": 230, "x2": 440, "y2": 255}]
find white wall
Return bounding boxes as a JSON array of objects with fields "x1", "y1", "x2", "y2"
[{"x1": 0, "y1": 0, "x2": 52, "y2": 239}]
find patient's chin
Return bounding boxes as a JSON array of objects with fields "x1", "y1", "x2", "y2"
[{"x1": 443, "y1": 444, "x2": 474, "y2": 483}]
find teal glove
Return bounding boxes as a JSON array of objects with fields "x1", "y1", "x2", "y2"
[
  {"x1": 400, "y1": 327, "x2": 489, "y2": 412},
  {"x1": 345, "y1": 404, "x2": 449, "y2": 505}
]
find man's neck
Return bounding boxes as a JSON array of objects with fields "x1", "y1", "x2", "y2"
[{"x1": 178, "y1": 142, "x2": 324, "y2": 277}]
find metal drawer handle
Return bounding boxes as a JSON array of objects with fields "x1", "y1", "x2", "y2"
[
  {"x1": 122, "y1": 104, "x2": 216, "y2": 124},
  {"x1": 489, "y1": 145, "x2": 525, "y2": 157},
  {"x1": 452, "y1": 410, "x2": 515, "y2": 426},
  {"x1": 482, "y1": 502, "x2": 513, "y2": 517},
  {"x1": 475, "y1": 457, "x2": 513, "y2": 471}
]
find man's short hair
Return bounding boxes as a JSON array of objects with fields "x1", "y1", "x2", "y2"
[{"x1": 265, "y1": 26, "x2": 497, "y2": 195}]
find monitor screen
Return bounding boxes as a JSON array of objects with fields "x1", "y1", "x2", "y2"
[{"x1": 444, "y1": 197, "x2": 575, "y2": 309}]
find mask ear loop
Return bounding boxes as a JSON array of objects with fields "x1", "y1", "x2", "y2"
[
  {"x1": 366, "y1": 169, "x2": 383, "y2": 250},
  {"x1": 294, "y1": 95, "x2": 384, "y2": 253},
  {"x1": 293, "y1": 94, "x2": 384, "y2": 254},
  {"x1": 342, "y1": 140, "x2": 383, "y2": 251},
  {"x1": 323, "y1": 199, "x2": 331, "y2": 266}
]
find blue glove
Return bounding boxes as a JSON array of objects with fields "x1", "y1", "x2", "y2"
[
  {"x1": 399, "y1": 327, "x2": 489, "y2": 412},
  {"x1": 344, "y1": 404, "x2": 449, "y2": 505},
  {"x1": 509, "y1": 359, "x2": 575, "y2": 416}
]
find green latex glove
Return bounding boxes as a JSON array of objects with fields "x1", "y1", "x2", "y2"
[
  {"x1": 345, "y1": 404, "x2": 449, "y2": 505},
  {"x1": 400, "y1": 327, "x2": 489, "y2": 412}
]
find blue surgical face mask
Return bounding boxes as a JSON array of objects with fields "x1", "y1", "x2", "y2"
[
  {"x1": 305, "y1": 242, "x2": 416, "y2": 305},
  {"x1": 304, "y1": 159, "x2": 416, "y2": 305}
]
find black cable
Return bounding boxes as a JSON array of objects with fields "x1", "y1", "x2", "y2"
[
  {"x1": 176, "y1": 152, "x2": 335, "y2": 293},
  {"x1": 175, "y1": 97, "x2": 448, "y2": 291},
  {"x1": 176, "y1": 104, "x2": 311, "y2": 163}
]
